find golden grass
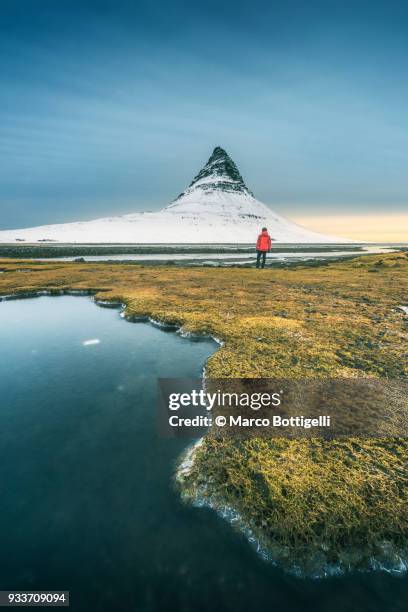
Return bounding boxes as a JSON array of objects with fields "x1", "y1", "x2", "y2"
[{"x1": 1, "y1": 252, "x2": 408, "y2": 573}]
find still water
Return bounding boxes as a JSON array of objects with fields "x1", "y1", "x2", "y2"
[
  {"x1": 0, "y1": 296, "x2": 406, "y2": 611},
  {"x1": 31, "y1": 245, "x2": 396, "y2": 265}
]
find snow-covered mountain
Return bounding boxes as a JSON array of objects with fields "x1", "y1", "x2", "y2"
[{"x1": 0, "y1": 147, "x2": 350, "y2": 243}]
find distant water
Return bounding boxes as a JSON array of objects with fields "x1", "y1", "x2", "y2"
[
  {"x1": 0, "y1": 296, "x2": 407, "y2": 612},
  {"x1": 31, "y1": 245, "x2": 397, "y2": 265}
]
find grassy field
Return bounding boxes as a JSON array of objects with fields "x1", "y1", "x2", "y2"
[{"x1": 1, "y1": 252, "x2": 407, "y2": 575}]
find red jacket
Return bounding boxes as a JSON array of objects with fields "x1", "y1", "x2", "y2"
[{"x1": 256, "y1": 230, "x2": 272, "y2": 252}]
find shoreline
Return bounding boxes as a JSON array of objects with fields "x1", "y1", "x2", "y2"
[{"x1": 175, "y1": 438, "x2": 408, "y2": 578}]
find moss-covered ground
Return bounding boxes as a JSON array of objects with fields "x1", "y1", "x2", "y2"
[{"x1": 1, "y1": 252, "x2": 407, "y2": 574}]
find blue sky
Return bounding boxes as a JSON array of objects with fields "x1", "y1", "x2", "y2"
[{"x1": 1, "y1": 0, "x2": 408, "y2": 231}]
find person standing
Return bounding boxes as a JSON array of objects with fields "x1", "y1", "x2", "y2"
[{"x1": 256, "y1": 227, "x2": 272, "y2": 268}]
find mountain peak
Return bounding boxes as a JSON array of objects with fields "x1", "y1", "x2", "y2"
[{"x1": 173, "y1": 146, "x2": 253, "y2": 201}]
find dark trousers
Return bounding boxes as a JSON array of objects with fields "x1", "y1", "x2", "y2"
[{"x1": 256, "y1": 250, "x2": 267, "y2": 268}]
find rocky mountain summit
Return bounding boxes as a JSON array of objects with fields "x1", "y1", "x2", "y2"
[{"x1": 174, "y1": 146, "x2": 253, "y2": 199}]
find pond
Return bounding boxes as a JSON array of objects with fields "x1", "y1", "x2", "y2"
[{"x1": 0, "y1": 296, "x2": 406, "y2": 611}]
